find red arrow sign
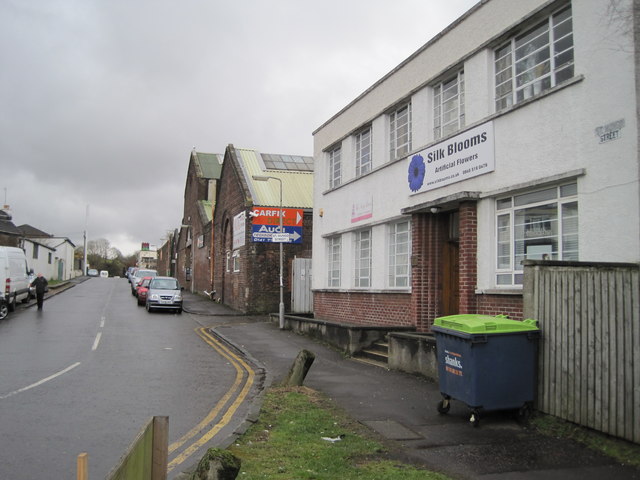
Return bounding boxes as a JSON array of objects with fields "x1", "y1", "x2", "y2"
[{"x1": 251, "y1": 207, "x2": 303, "y2": 227}]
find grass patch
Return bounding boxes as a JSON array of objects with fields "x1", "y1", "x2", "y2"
[
  {"x1": 530, "y1": 413, "x2": 640, "y2": 467},
  {"x1": 228, "y1": 387, "x2": 451, "y2": 479}
]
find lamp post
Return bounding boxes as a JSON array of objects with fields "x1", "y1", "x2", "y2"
[{"x1": 252, "y1": 175, "x2": 285, "y2": 329}]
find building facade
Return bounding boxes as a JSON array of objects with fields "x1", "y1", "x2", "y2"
[
  {"x1": 213, "y1": 145, "x2": 313, "y2": 314},
  {"x1": 312, "y1": 0, "x2": 639, "y2": 332},
  {"x1": 177, "y1": 150, "x2": 223, "y2": 293}
]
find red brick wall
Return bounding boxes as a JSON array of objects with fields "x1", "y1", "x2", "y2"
[
  {"x1": 314, "y1": 291, "x2": 412, "y2": 327},
  {"x1": 476, "y1": 294, "x2": 524, "y2": 320},
  {"x1": 458, "y1": 201, "x2": 478, "y2": 314}
]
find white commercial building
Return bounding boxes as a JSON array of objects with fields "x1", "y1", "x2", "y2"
[{"x1": 312, "y1": 0, "x2": 639, "y2": 331}]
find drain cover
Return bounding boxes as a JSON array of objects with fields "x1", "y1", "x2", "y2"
[{"x1": 363, "y1": 420, "x2": 423, "y2": 440}]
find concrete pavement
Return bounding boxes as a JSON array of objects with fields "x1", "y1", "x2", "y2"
[{"x1": 180, "y1": 291, "x2": 640, "y2": 480}]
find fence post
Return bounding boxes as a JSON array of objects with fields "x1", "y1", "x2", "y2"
[
  {"x1": 152, "y1": 416, "x2": 169, "y2": 480},
  {"x1": 77, "y1": 452, "x2": 88, "y2": 480}
]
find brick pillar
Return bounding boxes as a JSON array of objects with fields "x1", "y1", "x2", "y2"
[
  {"x1": 411, "y1": 213, "x2": 444, "y2": 332},
  {"x1": 458, "y1": 201, "x2": 478, "y2": 314}
]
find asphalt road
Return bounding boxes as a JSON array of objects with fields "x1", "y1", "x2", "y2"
[{"x1": 0, "y1": 277, "x2": 257, "y2": 479}]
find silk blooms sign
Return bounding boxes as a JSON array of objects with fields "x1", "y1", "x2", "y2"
[{"x1": 407, "y1": 121, "x2": 494, "y2": 194}]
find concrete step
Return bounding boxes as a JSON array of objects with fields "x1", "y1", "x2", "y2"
[{"x1": 353, "y1": 340, "x2": 389, "y2": 369}]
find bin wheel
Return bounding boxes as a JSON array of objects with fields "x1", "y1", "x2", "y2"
[
  {"x1": 470, "y1": 410, "x2": 480, "y2": 427},
  {"x1": 437, "y1": 399, "x2": 450, "y2": 414},
  {"x1": 517, "y1": 404, "x2": 532, "y2": 424}
]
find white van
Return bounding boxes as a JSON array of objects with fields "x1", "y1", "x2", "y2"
[{"x1": 0, "y1": 246, "x2": 32, "y2": 312}]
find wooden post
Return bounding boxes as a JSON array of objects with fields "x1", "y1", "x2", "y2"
[
  {"x1": 77, "y1": 452, "x2": 88, "y2": 480},
  {"x1": 152, "y1": 416, "x2": 169, "y2": 480},
  {"x1": 282, "y1": 349, "x2": 315, "y2": 386}
]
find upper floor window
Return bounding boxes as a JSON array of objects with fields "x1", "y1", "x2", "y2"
[
  {"x1": 495, "y1": 5, "x2": 574, "y2": 111},
  {"x1": 328, "y1": 145, "x2": 342, "y2": 189},
  {"x1": 388, "y1": 221, "x2": 411, "y2": 288},
  {"x1": 327, "y1": 235, "x2": 342, "y2": 288},
  {"x1": 389, "y1": 103, "x2": 412, "y2": 161},
  {"x1": 434, "y1": 71, "x2": 465, "y2": 140},
  {"x1": 355, "y1": 127, "x2": 372, "y2": 177},
  {"x1": 354, "y1": 229, "x2": 372, "y2": 288},
  {"x1": 496, "y1": 182, "x2": 578, "y2": 286},
  {"x1": 32, "y1": 244, "x2": 38, "y2": 259}
]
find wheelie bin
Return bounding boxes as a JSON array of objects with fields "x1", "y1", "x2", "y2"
[{"x1": 431, "y1": 314, "x2": 539, "y2": 426}]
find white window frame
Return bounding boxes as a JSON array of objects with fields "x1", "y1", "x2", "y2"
[
  {"x1": 232, "y1": 250, "x2": 240, "y2": 273},
  {"x1": 389, "y1": 102, "x2": 412, "y2": 161},
  {"x1": 495, "y1": 5, "x2": 574, "y2": 111},
  {"x1": 388, "y1": 220, "x2": 411, "y2": 288},
  {"x1": 495, "y1": 182, "x2": 578, "y2": 286},
  {"x1": 328, "y1": 145, "x2": 342, "y2": 189},
  {"x1": 327, "y1": 235, "x2": 342, "y2": 288},
  {"x1": 433, "y1": 71, "x2": 465, "y2": 140},
  {"x1": 226, "y1": 251, "x2": 231, "y2": 272},
  {"x1": 355, "y1": 127, "x2": 372, "y2": 177},
  {"x1": 354, "y1": 229, "x2": 372, "y2": 288}
]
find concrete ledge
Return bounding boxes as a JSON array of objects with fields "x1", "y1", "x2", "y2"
[
  {"x1": 271, "y1": 314, "x2": 414, "y2": 355},
  {"x1": 388, "y1": 332, "x2": 439, "y2": 382}
]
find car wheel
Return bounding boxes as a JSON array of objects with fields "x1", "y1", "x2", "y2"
[
  {"x1": 0, "y1": 302, "x2": 8, "y2": 320},
  {"x1": 146, "y1": 302, "x2": 153, "y2": 313}
]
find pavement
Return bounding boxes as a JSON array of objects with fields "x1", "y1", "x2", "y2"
[{"x1": 178, "y1": 290, "x2": 640, "y2": 480}]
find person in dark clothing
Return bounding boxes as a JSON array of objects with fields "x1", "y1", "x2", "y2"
[{"x1": 30, "y1": 273, "x2": 48, "y2": 310}]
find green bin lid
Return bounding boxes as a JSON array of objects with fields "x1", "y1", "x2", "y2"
[{"x1": 433, "y1": 314, "x2": 538, "y2": 334}]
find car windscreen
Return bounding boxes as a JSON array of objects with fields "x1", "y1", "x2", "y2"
[
  {"x1": 150, "y1": 279, "x2": 178, "y2": 290},
  {"x1": 137, "y1": 270, "x2": 157, "y2": 277}
]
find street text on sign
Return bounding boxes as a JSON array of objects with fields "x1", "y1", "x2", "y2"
[{"x1": 251, "y1": 207, "x2": 303, "y2": 227}]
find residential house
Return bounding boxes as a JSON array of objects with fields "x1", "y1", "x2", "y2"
[
  {"x1": 19, "y1": 224, "x2": 77, "y2": 280},
  {"x1": 312, "y1": 0, "x2": 639, "y2": 332},
  {"x1": 177, "y1": 149, "x2": 224, "y2": 293},
  {"x1": 0, "y1": 209, "x2": 21, "y2": 247},
  {"x1": 212, "y1": 145, "x2": 313, "y2": 314}
]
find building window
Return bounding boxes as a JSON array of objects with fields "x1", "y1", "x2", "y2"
[
  {"x1": 232, "y1": 250, "x2": 240, "y2": 272},
  {"x1": 389, "y1": 102, "x2": 412, "y2": 160},
  {"x1": 48, "y1": 253, "x2": 52, "y2": 264},
  {"x1": 495, "y1": 5, "x2": 574, "y2": 111},
  {"x1": 327, "y1": 236, "x2": 342, "y2": 287},
  {"x1": 388, "y1": 221, "x2": 410, "y2": 287},
  {"x1": 354, "y1": 229, "x2": 372, "y2": 287},
  {"x1": 226, "y1": 251, "x2": 231, "y2": 272},
  {"x1": 32, "y1": 244, "x2": 38, "y2": 259},
  {"x1": 328, "y1": 145, "x2": 342, "y2": 189},
  {"x1": 496, "y1": 182, "x2": 578, "y2": 286},
  {"x1": 434, "y1": 71, "x2": 465, "y2": 140},
  {"x1": 355, "y1": 127, "x2": 372, "y2": 177}
]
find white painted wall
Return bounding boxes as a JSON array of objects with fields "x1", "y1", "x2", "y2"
[{"x1": 313, "y1": 0, "x2": 639, "y2": 292}]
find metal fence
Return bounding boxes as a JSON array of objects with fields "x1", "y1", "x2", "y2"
[{"x1": 523, "y1": 260, "x2": 639, "y2": 444}]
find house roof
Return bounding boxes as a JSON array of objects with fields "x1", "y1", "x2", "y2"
[
  {"x1": 234, "y1": 148, "x2": 314, "y2": 209},
  {"x1": 192, "y1": 151, "x2": 223, "y2": 179},
  {"x1": 18, "y1": 224, "x2": 52, "y2": 237},
  {"x1": 0, "y1": 210, "x2": 21, "y2": 236}
]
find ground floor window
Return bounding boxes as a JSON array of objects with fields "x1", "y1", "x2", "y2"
[
  {"x1": 354, "y1": 229, "x2": 372, "y2": 287},
  {"x1": 232, "y1": 250, "x2": 240, "y2": 272},
  {"x1": 327, "y1": 235, "x2": 342, "y2": 287},
  {"x1": 496, "y1": 182, "x2": 578, "y2": 285},
  {"x1": 388, "y1": 221, "x2": 410, "y2": 287}
]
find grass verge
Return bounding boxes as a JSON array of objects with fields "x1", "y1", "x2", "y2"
[
  {"x1": 530, "y1": 413, "x2": 640, "y2": 468},
  {"x1": 228, "y1": 386, "x2": 451, "y2": 479}
]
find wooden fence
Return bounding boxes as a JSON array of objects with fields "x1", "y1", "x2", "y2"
[{"x1": 523, "y1": 260, "x2": 639, "y2": 444}]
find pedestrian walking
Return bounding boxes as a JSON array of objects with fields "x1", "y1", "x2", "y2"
[{"x1": 30, "y1": 273, "x2": 48, "y2": 311}]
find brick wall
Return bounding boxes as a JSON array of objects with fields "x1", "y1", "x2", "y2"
[
  {"x1": 476, "y1": 294, "x2": 524, "y2": 320},
  {"x1": 314, "y1": 290, "x2": 412, "y2": 327},
  {"x1": 458, "y1": 201, "x2": 478, "y2": 314}
]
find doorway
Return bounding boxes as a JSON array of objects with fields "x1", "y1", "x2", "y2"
[{"x1": 441, "y1": 211, "x2": 459, "y2": 316}]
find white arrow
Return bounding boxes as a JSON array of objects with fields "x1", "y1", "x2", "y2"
[
  {"x1": 291, "y1": 231, "x2": 301, "y2": 241},
  {"x1": 296, "y1": 211, "x2": 303, "y2": 225}
]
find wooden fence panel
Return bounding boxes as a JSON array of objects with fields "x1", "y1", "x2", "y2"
[{"x1": 523, "y1": 261, "x2": 639, "y2": 444}]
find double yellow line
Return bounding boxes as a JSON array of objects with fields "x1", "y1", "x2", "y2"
[{"x1": 167, "y1": 327, "x2": 255, "y2": 473}]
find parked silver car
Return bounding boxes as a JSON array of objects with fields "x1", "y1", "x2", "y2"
[
  {"x1": 145, "y1": 276, "x2": 183, "y2": 314},
  {"x1": 131, "y1": 269, "x2": 157, "y2": 296}
]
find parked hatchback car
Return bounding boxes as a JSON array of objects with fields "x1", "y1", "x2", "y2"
[
  {"x1": 146, "y1": 277, "x2": 183, "y2": 314},
  {"x1": 136, "y1": 276, "x2": 153, "y2": 306},
  {"x1": 131, "y1": 269, "x2": 157, "y2": 296}
]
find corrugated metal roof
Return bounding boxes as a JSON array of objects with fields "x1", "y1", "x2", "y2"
[
  {"x1": 197, "y1": 200, "x2": 213, "y2": 224},
  {"x1": 194, "y1": 151, "x2": 223, "y2": 179},
  {"x1": 236, "y1": 148, "x2": 313, "y2": 209}
]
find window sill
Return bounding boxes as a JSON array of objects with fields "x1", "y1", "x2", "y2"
[
  {"x1": 475, "y1": 288, "x2": 523, "y2": 296},
  {"x1": 314, "y1": 288, "x2": 411, "y2": 294}
]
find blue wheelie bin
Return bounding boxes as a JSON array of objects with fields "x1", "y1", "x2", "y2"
[{"x1": 432, "y1": 314, "x2": 540, "y2": 426}]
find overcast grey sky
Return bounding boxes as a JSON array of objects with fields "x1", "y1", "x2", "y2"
[{"x1": 1, "y1": 0, "x2": 477, "y2": 256}]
